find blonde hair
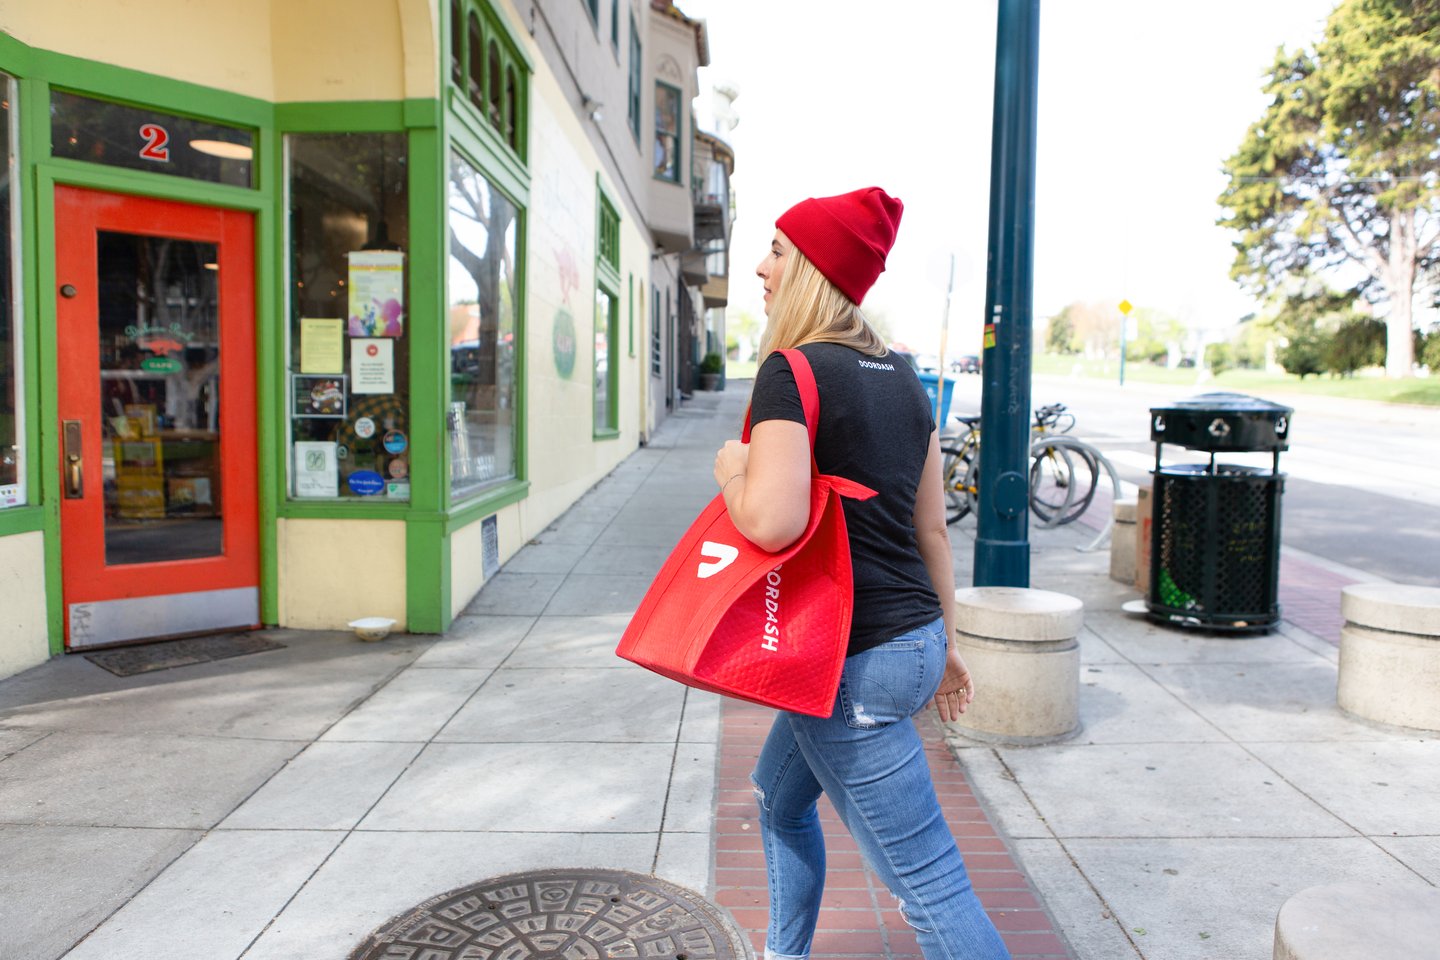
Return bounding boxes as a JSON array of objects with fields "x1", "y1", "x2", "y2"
[{"x1": 758, "y1": 246, "x2": 888, "y2": 361}]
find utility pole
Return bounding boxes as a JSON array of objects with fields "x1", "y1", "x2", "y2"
[{"x1": 974, "y1": 0, "x2": 1041, "y2": 587}]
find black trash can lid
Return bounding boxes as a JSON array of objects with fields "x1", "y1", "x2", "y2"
[{"x1": 1150, "y1": 392, "x2": 1294, "y2": 416}]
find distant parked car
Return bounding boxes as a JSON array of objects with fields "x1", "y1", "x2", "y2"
[
  {"x1": 951, "y1": 354, "x2": 980, "y2": 374},
  {"x1": 888, "y1": 348, "x2": 919, "y2": 371},
  {"x1": 915, "y1": 354, "x2": 941, "y2": 374}
]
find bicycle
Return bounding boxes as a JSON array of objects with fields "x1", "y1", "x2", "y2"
[{"x1": 940, "y1": 403, "x2": 1099, "y2": 527}]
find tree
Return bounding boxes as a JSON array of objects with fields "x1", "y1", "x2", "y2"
[
  {"x1": 1217, "y1": 0, "x2": 1440, "y2": 378},
  {"x1": 1045, "y1": 311, "x2": 1077, "y2": 354},
  {"x1": 1270, "y1": 287, "x2": 1359, "y2": 378},
  {"x1": 1325, "y1": 317, "x2": 1387, "y2": 374}
]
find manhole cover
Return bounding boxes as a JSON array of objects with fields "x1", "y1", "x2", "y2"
[
  {"x1": 83, "y1": 633, "x2": 285, "y2": 677},
  {"x1": 348, "y1": 869, "x2": 748, "y2": 960}
]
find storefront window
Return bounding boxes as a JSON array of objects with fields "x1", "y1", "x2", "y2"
[
  {"x1": 0, "y1": 76, "x2": 21, "y2": 509},
  {"x1": 654, "y1": 82, "x2": 681, "y2": 182},
  {"x1": 448, "y1": 150, "x2": 518, "y2": 501},
  {"x1": 286, "y1": 133, "x2": 410, "y2": 501},
  {"x1": 51, "y1": 90, "x2": 253, "y2": 188}
]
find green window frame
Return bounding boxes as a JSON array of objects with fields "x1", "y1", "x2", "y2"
[
  {"x1": 447, "y1": 0, "x2": 530, "y2": 163},
  {"x1": 594, "y1": 183, "x2": 620, "y2": 438},
  {"x1": 654, "y1": 80, "x2": 681, "y2": 183},
  {"x1": 610, "y1": 0, "x2": 620, "y2": 55},
  {"x1": 582, "y1": 0, "x2": 599, "y2": 29},
  {"x1": 627, "y1": 13, "x2": 642, "y2": 144}
]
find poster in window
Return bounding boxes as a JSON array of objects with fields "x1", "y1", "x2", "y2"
[
  {"x1": 351, "y1": 339, "x2": 395, "y2": 394},
  {"x1": 299, "y1": 317, "x2": 345, "y2": 373},
  {"x1": 293, "y1": 375, "x2": 347, "y2": 418},
  {"x1": 347, "y1": 250, "x2": 405, "y2": 337},
  {"x1": 294, "y1": 441, "x2": 339, "y2": 498}
]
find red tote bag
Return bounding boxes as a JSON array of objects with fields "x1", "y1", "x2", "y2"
[{"x1": 616, "y1": 349, "x2": 876, "y2": 717}]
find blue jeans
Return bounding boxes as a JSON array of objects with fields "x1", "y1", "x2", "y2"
[{"x1": 750, "y1": 617, "x2": 1011, "y2": 960}]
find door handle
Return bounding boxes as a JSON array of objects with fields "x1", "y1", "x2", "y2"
[{"x1": 63, "y1": 419, "x2": 83, "y2": 499}]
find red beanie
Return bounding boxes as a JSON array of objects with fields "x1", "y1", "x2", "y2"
[{"x1": 776, "y1": 186, "x2": 904, "y2": 304}]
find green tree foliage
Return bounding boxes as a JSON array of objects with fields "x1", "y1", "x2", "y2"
[
  {"x1": 1422, "y1": 328, "x2": 1440, "y2": 370},
  {"x1": 1217, "y1": 0, "x2": 1440, "y2": 377},
  {"x1": 1325, "y1": 317, "x2": 1387, "y2": 374},
  {"x1": 1205, "y1": 342, "x2": 1234, "y2": 376},
  {"x1": 1045, "y1": 312, "x2": 1077, "y2": 354},
  {"x1": 1126, "y1": 307, "x2": 1186, "y2": 364},
  {"x1": 1270, "y1": 288, "x2": 1359, "y2": 378}
]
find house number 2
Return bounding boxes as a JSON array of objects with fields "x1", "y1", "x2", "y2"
[{"x1": 139, "y1": 123, "x2": 170, "y2": 162}]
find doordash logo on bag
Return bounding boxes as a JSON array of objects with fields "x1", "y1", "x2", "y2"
[
  {"x1": 760, "y1": 564, "x2": 783, "y2": 652},
  {"x1": 697, "y1": 541, "x2": 739, "y2": 579}
]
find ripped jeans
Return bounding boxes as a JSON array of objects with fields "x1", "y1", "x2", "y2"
[{"x1": 750, "y1": 617, "x2": 1011, "y2": 960}]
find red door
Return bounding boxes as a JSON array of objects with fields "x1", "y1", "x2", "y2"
[{"x1": 55, "y1": 187, "x2": 259, "y2": 648}]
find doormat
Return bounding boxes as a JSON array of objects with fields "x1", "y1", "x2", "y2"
[{"x1": 84, "y1": 633, "x2": 286, "y2": 677}]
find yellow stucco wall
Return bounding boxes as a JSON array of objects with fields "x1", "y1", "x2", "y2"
[
  {"x1": 276, "y1": 517, "x2": 407, "y2": 630},
  {"x1": 518, "y1": 56, "x2": 648, "y2": 541},
  {"x1": 0, "y1": 532, "x2": 50, "y2": 677},
  {"x1": 0, "y1": 0, "x2": 437, "y2": 101},
  {"x1": 449, "y1": 501, "x2": 524, "y2": 618}
]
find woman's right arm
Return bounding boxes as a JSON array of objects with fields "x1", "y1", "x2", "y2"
[{"x1": 913, "y1": 429, "x2": 974, "y2": 721}]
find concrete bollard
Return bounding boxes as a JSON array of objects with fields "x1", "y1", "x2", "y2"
[
  {"x1": 1109, "y1": 497, "x2": 1137, "y2": 584},
  {"x1": 946, "y1": 587, "x2": 1083, "y2": 744},
  {"x1": 1134, "y1": 485, "x2": 1153, "y2": 595},
  {"x1": 1337, "y1": 583, "x2": 1440, "y2": 731},
  {"x1": 1273, "y1": 881, "x2": 1440, "y2": 960}
]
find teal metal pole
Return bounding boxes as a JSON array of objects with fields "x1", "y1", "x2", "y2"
[{"x1": 974, "y1": 0, "x2": 1041, "y2": 587}]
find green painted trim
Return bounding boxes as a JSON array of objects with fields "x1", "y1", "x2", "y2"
[
  {"x1": 406, "y1": 516, "x2": 448, "y2": 633},
  {"x1": 446, "y1": 478, "x2": 530, "y2": 533},
  {"x1": 449, "y1": 0, "x2": 531, "y2": 166},
  {"x1": 628, "y1": 272, "x2": 634, "y2": 357},
  {"x1": 29, "y1": 130, "x2": 65, "y2": 654},
  {"x1": 276, "y1": 502, "x2": 413, "y2": 520},
  {"x1": 274, "y1": 100, "x2": 414, "y2": 132},
  {"x1": 405, "y1": 123, "x2": 449, "y2": 631},
  {"x1": 447, "y1": 89, "x2": 529, "y2": 201},
  {"x1": 593, "y1": 428, "x2": 620, "y2": 441},
  {"x1": 40, "y1": 157, "x2": 265, "y2": 211},
  {"x1": 0, "y1": 31, "x2": 37, "y2": 74},
  {"x1": 0, "y1": 506, "x2": 43, "y2": 536},
  {"x1": 480, "y1": 0, "x2": 536, "y2": 71}
]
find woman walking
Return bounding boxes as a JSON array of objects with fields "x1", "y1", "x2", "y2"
[{"x1": 713, "y1": 187, "x2": 1011, "y2": 960}]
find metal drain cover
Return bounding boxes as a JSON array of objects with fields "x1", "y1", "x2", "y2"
[{"x1": 348, "y1": 869, "x2": 748, "y2": 960}]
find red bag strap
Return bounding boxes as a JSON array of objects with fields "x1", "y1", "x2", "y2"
[{"x1": 741, "y1": 348, "x2": 820, "y2": 450}]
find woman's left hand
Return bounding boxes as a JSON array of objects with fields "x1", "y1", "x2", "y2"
[
  {"x1": 713, "y1": 439, "x2": 750, "y2": 491},
  {"x1": 933, "y1": 647, "x2": 975, "y2": 722}
]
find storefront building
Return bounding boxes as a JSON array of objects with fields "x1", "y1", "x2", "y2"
[{"x1": 0, "y1": 0, "x2": 732, "y2": 678}]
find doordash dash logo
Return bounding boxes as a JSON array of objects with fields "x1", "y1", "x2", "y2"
[{"x1": 697, "y1": 541, "x2": 739, "y2": 579}]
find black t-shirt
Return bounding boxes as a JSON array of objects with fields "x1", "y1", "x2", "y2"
[{"x1": 748, "y1": 342, "x2": 941, "y2": 656}]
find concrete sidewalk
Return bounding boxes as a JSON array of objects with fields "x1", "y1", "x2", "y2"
[{"x1": 2, "y1": 378, "x2": 1437, "y2": 960}]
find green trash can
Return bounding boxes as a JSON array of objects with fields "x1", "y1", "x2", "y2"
[{"x1": 1146, "y1": 393, "x2": 1292, "y2": 632}]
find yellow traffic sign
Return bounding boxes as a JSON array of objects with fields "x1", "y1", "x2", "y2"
[{"x1": 1118, "y1": 299, "x2": 1133, "y2": 315}]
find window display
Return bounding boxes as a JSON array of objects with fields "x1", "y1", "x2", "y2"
[
  {"x1": 0, "y1": 76, "x2": 20, "y2": 508},
  {"x1": 448, "y1": 150, "x2": 518, "y2": 501},
  {"x1": 286, "y1": 132, "x2": 410, "y2": 500}
]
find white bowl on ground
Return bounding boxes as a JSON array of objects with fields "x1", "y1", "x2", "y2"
[{"x1": 348, "y1": 617, "x2": 397, "y2": 641}]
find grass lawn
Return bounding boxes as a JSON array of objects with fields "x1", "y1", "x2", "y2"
[
  {"x1": 725, "y1": 359, "x2": 758, "y2": 380},
  {"x1": 1033, "y1": 354, "x2": 1440, "y2": 406}
]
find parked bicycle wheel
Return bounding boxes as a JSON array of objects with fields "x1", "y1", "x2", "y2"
[
  {"x1": 941, "y1": 445, "x2": 975, "y2": 524},
  {"x1": 1029, "y1": 440, "x2": 1098, "y2": 526}
]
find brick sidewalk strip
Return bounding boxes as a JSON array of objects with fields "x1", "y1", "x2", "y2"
[{"x1": 715, "y1": 700, "x2": 1072, "y2": 959}]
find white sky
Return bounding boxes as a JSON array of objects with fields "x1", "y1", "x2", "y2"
[{"x1": 683, "y1": 0, "x2": 1339, "y2": 355}]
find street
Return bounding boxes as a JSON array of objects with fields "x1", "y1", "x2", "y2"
[{"x1": 943, "y1": 372, "x2": 1440, "y2": 587}]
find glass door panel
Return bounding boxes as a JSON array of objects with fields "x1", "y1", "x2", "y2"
[{"x1": 97, "y1": 232, "x2": 223, "y2": 565}]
